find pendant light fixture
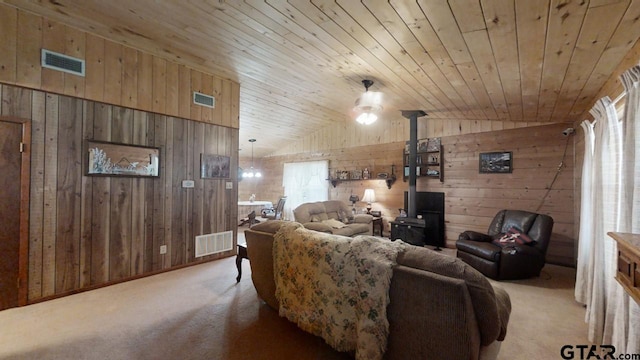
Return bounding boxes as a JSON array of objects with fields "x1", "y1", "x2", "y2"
[
  {"x1": 242, "y1": 139, "x2": 262, "y2": 178},
  {"x1": 353, "y1": 79, "x2": 383, "y2": 125}
]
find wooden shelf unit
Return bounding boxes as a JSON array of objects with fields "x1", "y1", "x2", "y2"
[
  {"x1": 403, "y1": 144, "x2": 444, "y2": 182},
  {"x1": 328, "y1": 177, "x2": 396, "y2": 189},
  {"x1": 608, "y1": 232, "x2": 640, "y2": 305}
]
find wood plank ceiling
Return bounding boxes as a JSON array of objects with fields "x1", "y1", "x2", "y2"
[{"x1": 2, "y1": 0, "x2": 640, "y2": 156}]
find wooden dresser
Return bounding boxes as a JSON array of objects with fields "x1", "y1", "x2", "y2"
[{"x1": 608, "y1": 232, "x2": 640, "y2": 304}]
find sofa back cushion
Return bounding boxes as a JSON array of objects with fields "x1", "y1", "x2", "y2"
[
  {"x1": 293, "y1": 202, "x2": 328, "y2": 223},
  {"x1": 396, "y1": 246, "x2": 503, "y2": 345}
]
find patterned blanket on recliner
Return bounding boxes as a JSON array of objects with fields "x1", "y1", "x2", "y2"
[{"x1": 273, "y1": 222, "x2": 406, "y2": 360}]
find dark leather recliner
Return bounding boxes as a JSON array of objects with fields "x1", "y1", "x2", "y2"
[{"x1": 456, "y1": 210, "x2": 554, "y2": 280}]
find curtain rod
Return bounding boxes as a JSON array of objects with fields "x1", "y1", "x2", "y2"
[{"x1": 612, "y1": 91, "x2": 627, "y2": 105}]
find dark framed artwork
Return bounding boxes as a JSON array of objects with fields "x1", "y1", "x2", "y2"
[
  {"x1": 479, "y1": 151, "x2": 512, "y2": 174},
  {"x1": 86, "y1": 140, "x2": 160, "y2": 177},
  {"x1": 201, "y1": 154, "x2": 231, "y2": 179}
]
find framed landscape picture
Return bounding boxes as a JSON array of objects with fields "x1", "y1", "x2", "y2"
[
  {"x1": 201, "y1": 154, "x2": 231, "y2": 179},
  {"x1": 86, "y1": 140, "x2": 160, "y2": 177},
  {"x1": 479, "y1": 151, "x2": 512, "y2": 174}
]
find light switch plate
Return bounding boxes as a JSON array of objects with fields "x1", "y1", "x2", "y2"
[
  {"x1": 182, "y1": 180, "x2": 195, "y2": 188},
  {"x1": 225, "y1": 182, "x2": 233, "y2": 189}
]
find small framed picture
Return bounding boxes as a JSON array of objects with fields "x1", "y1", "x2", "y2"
[
  {"x1": 479, "y1": 152, "x2": 512, "y2": 174},
  {"x1": 201, "y1": 154, "x2": 231, "y2": 178}
]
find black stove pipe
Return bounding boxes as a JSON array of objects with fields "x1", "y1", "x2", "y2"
[{"x1": 401, "y1": 110, "x2": 427, "y2": 218}]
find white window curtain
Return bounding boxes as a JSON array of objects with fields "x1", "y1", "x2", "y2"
[
  {"x1": 282, "y1": 160, "x2": 329, "y2": 221},
  {"x1": 575, "y1": 64, "x2": 640, "y2": 353}
]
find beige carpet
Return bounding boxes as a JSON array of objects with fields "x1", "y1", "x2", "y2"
[{"x1": 0, "y1": 248, "x2": 588, "y2": 360}]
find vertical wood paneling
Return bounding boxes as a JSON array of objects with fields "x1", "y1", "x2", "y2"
[
  {"x1": 143, "y1": 111, "x2": 155, "y2": 273},
  {"x1": 41, "y1": 20, "x2": 65, "y2": 94},
  {"x1": 28, "y1": 90, "x2": 45, "y2": 300},
  {"x1": 171, "y1": 118, "x2": 186, "y2": 266},
  {"x1": 230, "y1": 82, "x2": 240, "y2": 129},
  {"x1": 0, "y1": 8, "x2": 17, "y2": 84},
  {"x1": 84, "y1": 34, "x2": 105, "y2": 102},
  {"x1": 16, "y1": 11, "x2": 42, "y2": 89},
  {"x1": 103, "y1": 41, "x2": 123, "y2": 106},
  {"x1": 122, "y1": 47, "x2": 139, "y2": 109},
  {"x1": 42, "y1": 93, "x2": 59, "y2": 296},
  {"x1": 185, "y1": 121, "x2": 195, "y2": 263},
  {"x1": 190, "y1": 70, "x2": 202, "y2": 122},
  {"x1": 201, "y1": 73, "x2": 213, "y2": 123},
  {"x1": 163, "y1": 117, "x2": 174, "y2": 269},
  {"x1": 178, "y1": 65, "x2": 191, "y2": 119},
  {"x1": 220, "y1": 79, "x2": 231, "y2": 128},
  {"x1": 165, "y1": 61, "x2": 179, "y2": 117},
  {"x1": 152, "y1": 57, "x2": 167, "y2": 114},
  {"x1": 79, "y1": 100, "x2": 93, "y2": 288},
  {"x1": 62, "y1": 26, "x2": 85, "y2": 97},
  {"x1": 55, "y1": 96, "x2": 82, "y2": 292},
  {"x1": 90, "y1": 104, "x2": 111, "y2": 284},
  {"x1": 137, "y1": 52, "x2": 153, "y2": 112},
  {"x1": 152, "y1": 114, "x2": 167, "y2": 271},
  {"x1": 109, "y1": 107, "x2": 133, "y2": 280},
  {"x1": 130, "y1": 110, "x2": 147, "y2": 276}
]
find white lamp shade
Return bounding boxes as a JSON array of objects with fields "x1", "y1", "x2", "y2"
[
  {"x1": 354, "y1": 91, "x2": 382, "y2": 125},
  {"x1": 362, "y1": 189, "x2": 376, "y2": 203}
]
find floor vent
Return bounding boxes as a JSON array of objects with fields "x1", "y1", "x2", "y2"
[
  {"x1": 195, "y1": 231, "x2": 233, "y2": 257},
  {"x1": 41, "y1": 49, "x2": 85, "y2": 76},
  {"x1": 193, "y1": 92, "x2": 215, "y2": 108}
]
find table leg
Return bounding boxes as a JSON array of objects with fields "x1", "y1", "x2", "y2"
[{"x1": 236, "y1": 243, "x2": 248, "y2": 282}]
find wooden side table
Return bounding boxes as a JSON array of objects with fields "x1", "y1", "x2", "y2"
[{"x1": 372, "y1": 217, "x2": 384, "y2": 237}]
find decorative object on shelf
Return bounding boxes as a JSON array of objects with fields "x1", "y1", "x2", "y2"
[
  {"x1": 362, "y1": 167, "x2": 370, "y2": 179},
  {"x1": 351, "y1": 169, "x2": 362, "y2": 180},
  {"x1": 201, "y1": 153, "x2": 231, "y2": 179},
  {"x1": 426, "y1": 137, "x2": 441, "y2": 152},
  {"x1": 249, "y1": 194, "x2": 256, "y2": 202},
  {"x1": 242, "y1": 139, "x2": 262, "y2": 178},
  {"x1": 479, "y1": 151, "x2": 512, "y2": 174},
  {"x1": 362, "y1": 188, "x2": 376, "y2": 214},
  {"x1": 338, "y1": 170, "x2": 350, "y2": 180},
  {"x1": 86, "y1": 140, "x2": 160, "y2": 177},
  {"x1": 349, "y1": 194, "x2": 360, "y2": 214},
  {"x1": 353, "y1": 79, "x2": 383, "y2": 125},
  {"x1": 377, "y1": 172, "x2": 388, "y2": 179}
]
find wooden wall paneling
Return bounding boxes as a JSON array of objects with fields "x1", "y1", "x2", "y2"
[
  {"x1": 191, "y1": 121, "x2": 205, "y2": 259},
  {"x1": 103, "y1": 41, "x2": 123, "y2": 106},
  {"x1": 16, "y1": 10, "x2": 42, "y2": 89},
  {"x1": 137, "y1": 51, "x2": 153, "y2": 112},
  {"x1": 213, "y1": 77, "x2": 224, "y2": 126},
  {"x1": 55, "y1": 96, "x2": 83, "y2": 292},
  {"x1": 121, "y1": 46, "x2": 139, "y2": 109},
  {"x1": 184, "y1": 120, "x2": 195, "y2": 263},
  {"x1": 170, "y1": 117, "x2": 187, "y2": 267},
  {"x1": 190, "y1": 70, "x2": 202, "y2": 122},
  {"x1": 200, "y1": 73, "x2": 213, "y2": 123},
  {"x1": 162, "y1": 116, "x2": 174, "y2": 269},
  {"x1": 140, "y1": 111, "x2": 156, "y2": 273},
  {"x1": 90, "y1": 103, "x2": 112, "y2": 284},
  {"x1": 84, "y1": 34, "x2": 105, "y2": 102},
  {"x1": 152, "y1": 114, "x2": 166, "y2": 271},
  {"x1": 41, "y1": 20, "x2": 66, "y2": 95},
  {"x1": 178, "y1": 65, "x2": 191, "y2": 119},
  {"x1": 0, "y1": 7, "x2": 17, "y2": 84},
  {"x1": 1, "y1": 85, "x2": 32, "y2": 119},
  {"x1": 217, "y1": 127, "x2": 230, "y2": 232},
  {"x1": 230, "y1": 81, "x2": 240, "y2": 129},
  {"x1": 109, "y1": 107, "x2": 133, "y2": 280},
  {"x1": 131, "y1": 110, "x2": 148, "y2": 276},
  {"x1": 202, "y1": 125, "x2": 217, "y2": 234},
  {"x1": 28, "y1": 90, "x2": 45, "y2": 300},
  {"x1": 165, "y1": 61, "x2": 179, "y2": 117},
  {"x1": 62, "y1": 26, "x2": 85, "y2": 97},
  {"x1": 42, "y1": 93, "x2": 59, "y2": 296},
  {"x1": 152, "y1": 56, "x2": 167, "y2": 114},
  {"x1": 79, "y1": 100, "x2": 94, "y2": 288}
]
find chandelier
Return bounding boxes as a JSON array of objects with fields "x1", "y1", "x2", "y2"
[
  {"x1": 353, "y1": 79, "x2": 383, "y2": 125},
  {"x1": 242, "y1": 139, "x2": 262, "y2": 178}
]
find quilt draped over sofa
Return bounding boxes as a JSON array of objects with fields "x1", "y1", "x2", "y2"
[{"x1": 273, "y1": 222, "x2": 407, "y2": 360}]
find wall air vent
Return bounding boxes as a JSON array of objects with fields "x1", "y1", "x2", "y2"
[
  {"x1": 41, "y1": 49, "x2": 85, "y2": 77},
  {"x1": 193, "y1": 92, "x2": 215, "y2": 108},
  {"x1": 195, "y1": 231, "x2": 233, "y2": 257}
]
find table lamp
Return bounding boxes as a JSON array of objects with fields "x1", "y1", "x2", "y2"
[{"x1": 362, "y1": 189, "x2": 376, "y2": 214}]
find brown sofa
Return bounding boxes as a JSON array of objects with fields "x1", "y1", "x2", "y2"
[
  {"x1": 244, "y1": 220, "x2": 511, "y2": 360},
  {"x1": 293, "y1": 200, "x2": 373, "y2": 236}
]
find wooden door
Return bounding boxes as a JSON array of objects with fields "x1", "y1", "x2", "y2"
[{"x1": 0, "y1": 120, "x2": 23, "y2": 310}]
